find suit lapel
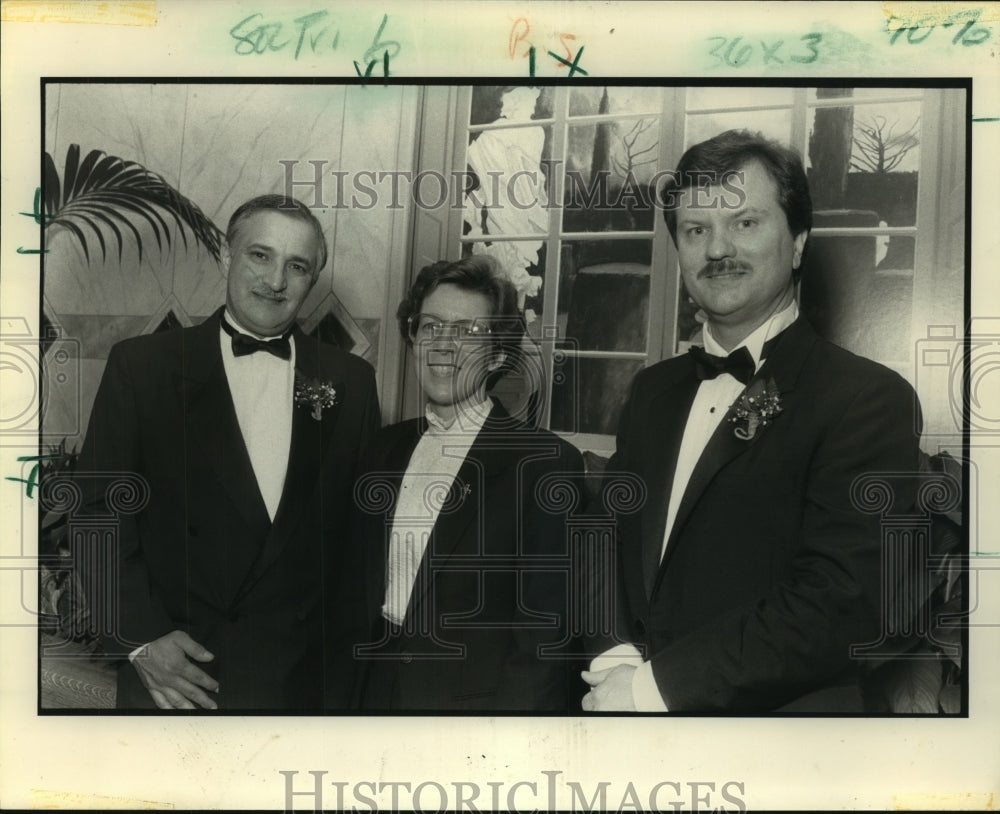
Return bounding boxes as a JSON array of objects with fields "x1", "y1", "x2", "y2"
[
  {"x1": 405, "y1": 405, "x2": 510, "y2": 618},
  {"x1": 659, "y1": 395, "x2": 751, "y2": 572},
  {"x1": 656, "y1": 318, "x2": 818, "y2": 581},
  {"x1": 234, "y1": 330, "x2": 346, "y2": 600},
  {"x1": 180, "y1": 309, "x2": 271, "y2": 538},
  {"x1": 638, "y1": 361, "x2": 700, "y2": 599}
]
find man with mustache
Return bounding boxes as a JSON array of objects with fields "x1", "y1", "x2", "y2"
[
  {"x1": 582, "y1": 130, "x2": 923, "y2": 712},
  {"x1": 77, "y1": 194, "x2": 379, "y2": 710},
  {"x1": 350, "y1": 255, "x2": 582, "y2": 710}
]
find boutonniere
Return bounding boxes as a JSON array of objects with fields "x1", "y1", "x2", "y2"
[
  {"x1": 729, "y1": 377, "x2": 782, "y2": 441},
  {"x1": 294, "y1": 372, "x2": 338, "y2": 420}
]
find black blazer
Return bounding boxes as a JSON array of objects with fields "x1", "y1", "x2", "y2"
[
  {"x1": 607, "y1": 318, "x2": 923, "y2": 712},
  {"x1": 77, "y1": 308, "x2": 380, "y2": 710},
  {"x1": 351, "y1": 401, "x2": 584, "y2": 711}
]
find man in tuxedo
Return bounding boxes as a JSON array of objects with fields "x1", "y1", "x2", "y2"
[
  {"x1": 78, "y1": 194, "x2": 380, "y2": 710},
  {"x1": 582, "y1": 130, "x2": 923, "y2": 712},
  {"x1": 350, "y1": 256, "x2": 582, "y2": 711}
]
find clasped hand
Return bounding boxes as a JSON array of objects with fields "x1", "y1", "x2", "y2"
[
  {"x1": 132, "y1": 630, "x2": 219, "y2": 710},
  {"x1": 581, "y1": 663, "x2": 637, "y2": 712}
]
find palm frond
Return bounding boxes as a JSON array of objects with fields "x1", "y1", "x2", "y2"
[{"x1": 43, "y1": 145, "x2": 224, "y2": 264}]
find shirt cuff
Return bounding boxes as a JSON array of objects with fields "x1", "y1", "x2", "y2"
[
  {"x1": 128, "y1": 643, "x2": 149, "y2": 662},
  {"x1": 589, "y1": 642, "x2": 644, "y2": 673},
  {"x1": 631, "y1": 660, "x2": 669, "y2": 712}
]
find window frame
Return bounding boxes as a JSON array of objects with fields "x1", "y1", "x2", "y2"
[{"x1": 405, "y1": 84, "x2": 963, "y2": 453}]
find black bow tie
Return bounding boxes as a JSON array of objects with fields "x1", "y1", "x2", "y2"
[
  {"x1": 221, "y1": 318, "x2": 292, "y2": 360},
  {"x1": 688, "y1": 330, "x2": 787, "y2": 385},
  {"x1": 688, "y1": 344, "x2": 756, "y2": 384}
]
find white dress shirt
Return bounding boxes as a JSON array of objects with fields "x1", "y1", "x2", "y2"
[
  {"x1": 129, "y1": 311, "x2": 297, "y2": 662},
  {"x1": 593, "y1": 302, "x2": 799, "y2": 711},
  {"x1": 381, "y1": 398, "x2": 492, "y2": 626},
  {"x1": 220, "y1": 312, "x2": 295, "y2": 522}
]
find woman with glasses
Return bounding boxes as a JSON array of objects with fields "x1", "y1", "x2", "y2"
[{"x1": 345, "y1": 254, "x2": 584, "y2": 711}]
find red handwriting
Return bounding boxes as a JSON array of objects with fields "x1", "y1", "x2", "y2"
[{"x1": 508, "y1": 17, "x2": 586, "y2": 77}]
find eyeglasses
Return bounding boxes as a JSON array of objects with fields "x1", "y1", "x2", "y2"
[{"x1": 407, "y1": 314, "x2": 494, "y2": 342}]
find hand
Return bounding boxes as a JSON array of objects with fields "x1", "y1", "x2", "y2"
[
  {"x1": 131, "y1": 630, "x2": 219, "y2": 710},
  {"x1": 581, "y1": 664, "x2": 637, "y2": 712}
]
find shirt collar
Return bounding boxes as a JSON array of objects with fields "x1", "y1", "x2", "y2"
[
  {"x1": 703, "y1": 300, "x2": 798, "y2": 369},
  {"x1": 222, "y1": 309, "x2": 296, "y2": 345},
  {"x1": 425, "y1": 397, "x2": 493, "y2": 436},
  {"x1": 220, "y1": 309, "x2": 296, "y2": 365}
]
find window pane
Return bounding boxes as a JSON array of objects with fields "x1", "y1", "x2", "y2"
[
  {"x1": 470, "y1": 85, "x2": 554, "y2": 125},
  {"x1": 876, "y1": 235, "x2": 915, "y2": 272},
  {"x1": 558, "y1": 240, "x2": 651, "y2": 352},
  {"x1": 808, "y1": 87, "x2": 923, "y2": 102},
  {"x1": 465, "y1": 125, "x2": 551, "y2": 237},
  {"x1": 685, "y1": 108, "x2": 791, "y2": 147},
  {"x1": 807, "y1": 101, "x2": 921, "y2": 224},
  {"x1": 686, "y1": 87, "x2": 793, "y2": 110},
  {"x1": 799, "y1": 235, "x2": 913, "y2": 364},
  {"x1": 550, "y1": 356, "x2": 645, "y2": 435},
  {"x1": 674, "y1": 278, "x2": 706, "y2": 350},
  {"x1": 563, "y1": 119, "x2": 661, "y2": 232},
  {"x1": 462, "y1": 241, "x2": 547, "y2": 337},
  {"x1": 569, "y1": 86, "x2": 662, "y2": 117}
]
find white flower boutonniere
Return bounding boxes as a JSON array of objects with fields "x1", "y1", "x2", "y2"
[
  {"x1": 729, "y1": 377, "x2": 782, "y2": 441},
  {"x1": 294, "y1": 373, "x2": 338, "y2": 421}
]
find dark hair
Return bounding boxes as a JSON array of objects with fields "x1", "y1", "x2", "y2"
[
  {"x1": 226, "y1": 194, "x2": 328, "y2": 273},
  {"x1": 397, "y1": 254, "x2": 525, "y2": 388},
  {"x1": 660, "y1": 129, "x2": 813, "y2": 245}
]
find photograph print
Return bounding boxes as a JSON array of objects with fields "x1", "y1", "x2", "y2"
[{"x1": 37, "y1": 80, "x2": 967, "y2": 715}]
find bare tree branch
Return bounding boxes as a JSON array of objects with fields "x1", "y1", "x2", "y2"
[{"x1": 852, "y1": 113, "x2": 920, "y2": 173}]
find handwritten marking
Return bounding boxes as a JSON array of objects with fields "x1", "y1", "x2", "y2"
[
  {"x1": 229, "y1": 11, "x2": 399, "y2": 69},
  {"x1": 19, "y1": 187, "x2": 45, "y2": 225},
  {"x1": 6, "y1": 454, "x2": 61, "y2": 499},
  {"x1": 793, "y1": 33, "x2": 822, "y2": 62},
  {"x1": 972, "y1": 117, "x2": 1000, "y2": 122},
  {"x1": 293, "y1": 10, "x2": 331, "y2": 61},
  {"x1": 549, "y1": 46, "x2": 588, "y2": 76},
  {"x1": 230, "y1": 13, "x2": 290, "y2": 55},
  {"x1": 17, "y1": 187, "x2": 47, "y2": 253},
  {"x1": 557, "y1": 32, "x2": 578, "y2": 62},
  {"x1": 885, "y1": 6, "x2": 992, "y2": 45},
  {"x1": 509, "y1": 15, "x2": 584, "y2": 77},
  {"x1": 1, "y1": 1, "x2": 156, "y2": 26},
  {"x1": 509, "y1": 17, "x2": 530, "y2": 58},
  {"x1": 361, "y1": 14, "x2": 400, "y2": 64},
  {"x1": 760, "y1": 39, "x2": 785, "y2": 64},
  {"x1": 707, "y1": 33, "x2": 822, "y2": 68},
  {"x1": 354, "y1": 50, "x2": 391, "y2": 83},
  {"x1": 229, "y1": 9, "x2": 353, "y2": 59}
]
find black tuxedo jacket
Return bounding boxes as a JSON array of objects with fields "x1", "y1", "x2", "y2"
[
  {"x1": 350, "y1": 401, "x2": 584, "y2": 711},
  {"x1": 77, "y1": 308, "x2": 380, "y2": 710},
  {"x1": 608, "y1": 318, "x2": 922, "y2": 712}
]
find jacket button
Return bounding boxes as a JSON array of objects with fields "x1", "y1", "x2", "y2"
[
  {"x1": 634, "y1": 619, "x2": 646, "y2": 636},
  {"x1": 229, "y1": 609, "x2": 241, "y2": 623},
  {"x1": 400, "y1": 652, "x2": 412, "y2": 664}
]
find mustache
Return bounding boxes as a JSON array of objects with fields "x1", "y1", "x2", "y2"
[{"x1": 699, "y1": 260, "x2": 752, "y2": 277}]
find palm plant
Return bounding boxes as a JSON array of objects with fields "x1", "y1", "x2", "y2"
[{"x1": 43, "y1": 144, "x2": 224, "y2": 264}]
